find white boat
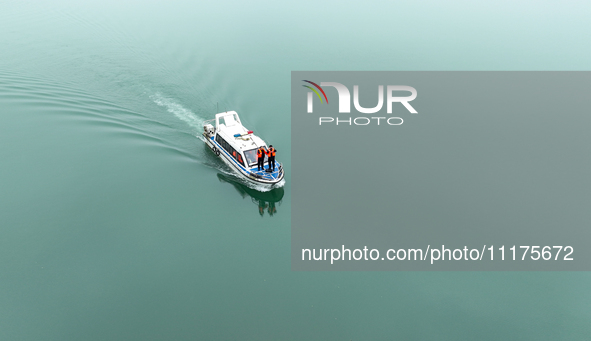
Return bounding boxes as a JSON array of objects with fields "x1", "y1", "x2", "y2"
[{"x1": 202, "y1": 111, "x2": 284, "y2": 187}]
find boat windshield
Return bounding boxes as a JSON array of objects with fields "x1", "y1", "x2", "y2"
[{"x1": 243, "y1": 148, "x2": 259, "y2": 166}]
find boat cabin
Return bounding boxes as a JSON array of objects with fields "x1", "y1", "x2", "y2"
[{"x1": 211, "y1": 111, "x2": 266, "y2": 168}]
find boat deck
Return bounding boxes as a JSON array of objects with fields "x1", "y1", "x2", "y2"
[
  {"x1": 207, "y1": 135, "x2": 282, "y2": 182},
  {"x1": 249, "y1": 163, "x2": 282, "y2": 180}
]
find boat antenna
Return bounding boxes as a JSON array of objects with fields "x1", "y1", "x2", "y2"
[{"x1": 216, "y1": 102, "x2": 218, "y2": 114}]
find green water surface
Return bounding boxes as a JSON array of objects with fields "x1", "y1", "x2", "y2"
[{"x1": 1, "y1": 1, "x2": 590, "y2": 340}]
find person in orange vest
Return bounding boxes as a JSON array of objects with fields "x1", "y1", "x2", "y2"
[
  {"x1": 266, "y1": 145, "x2": 276, "y2": 171},
  {"x1": 257, "y1": 146, "x2": 266, "y2": 171}
]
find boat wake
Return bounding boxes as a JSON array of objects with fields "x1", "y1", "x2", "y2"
[{"x1": 150, "y1": 92, "x2": 205, "y2": 133}]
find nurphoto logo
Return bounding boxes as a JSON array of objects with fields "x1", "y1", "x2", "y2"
[{"x1": 303, "y1": 80, "x2": 418, "y2": 126}]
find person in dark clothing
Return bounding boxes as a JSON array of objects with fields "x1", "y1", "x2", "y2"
[
  {"x1": 257, "y1": 147, "x2": 266, "y2": 171},
  {"x1": 266, "y1": 145, "x2": 276, "y2": 171}
]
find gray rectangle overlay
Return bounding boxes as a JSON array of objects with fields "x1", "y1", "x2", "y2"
[{"x1": 292, "y1": 71, "x2": 591, "y2": 271}]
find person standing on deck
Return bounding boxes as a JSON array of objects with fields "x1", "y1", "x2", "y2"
[
  {"x1": 257, "y1": 146, "x2": 266, "y2": 171},
  {"x1": 266, "y1": 145, "x2": 276, "y2": 171}
]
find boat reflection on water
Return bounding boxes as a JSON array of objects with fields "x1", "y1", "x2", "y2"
[{"x1": 217, "y1": 173, "x2": 284, "y2": 217}]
